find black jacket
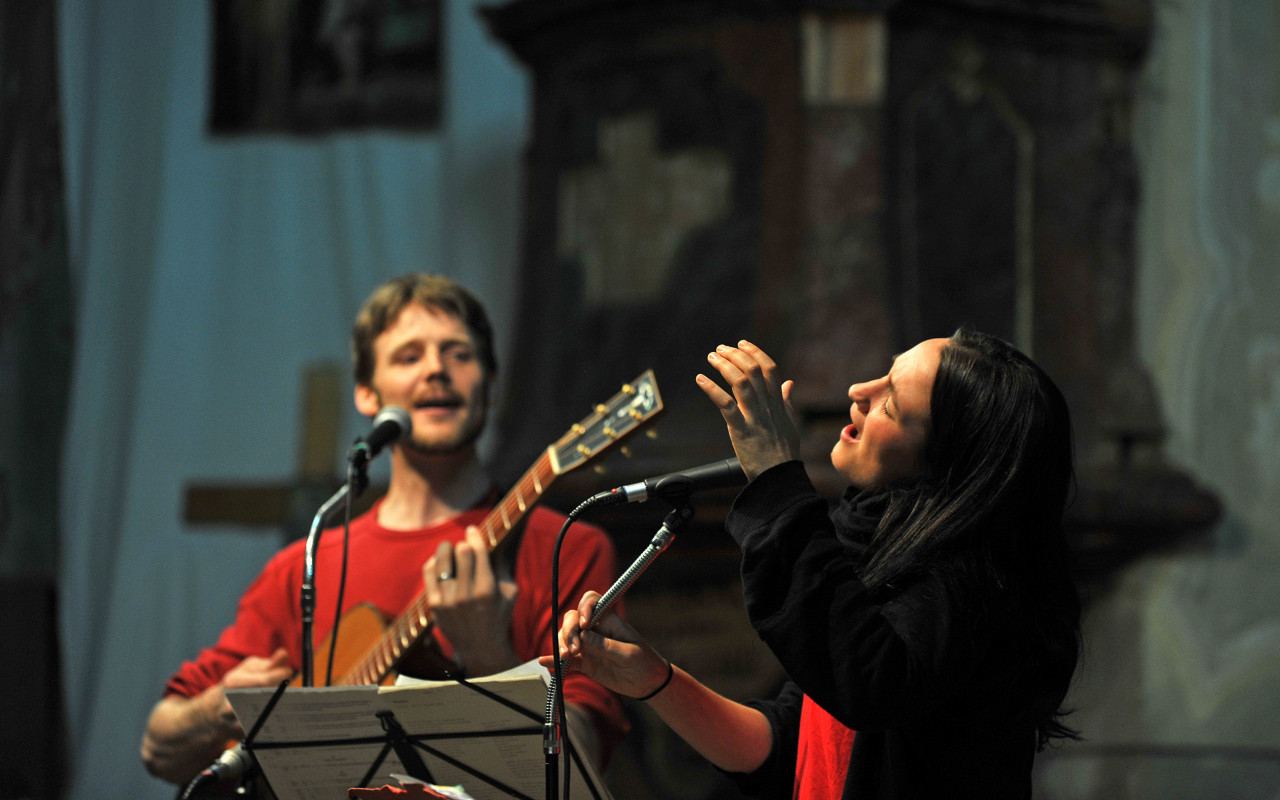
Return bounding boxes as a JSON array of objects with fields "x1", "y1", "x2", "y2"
[{"x1": 722, "y1": 461, "x2": 1073, "y2": 799}]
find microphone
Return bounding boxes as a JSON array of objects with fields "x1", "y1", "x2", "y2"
[
  {"x1": 206, "y1": 742, "x2": 254, "y2": 783},
  {"x1": 181, "y1": 744, "x2": 254, "y2": 799},
  {"x1": 595, "y1": 457, "x2": 746, "y2": 504},
  {"x1": 349, "y1": 405, "x2": 412, "y2": 465}
]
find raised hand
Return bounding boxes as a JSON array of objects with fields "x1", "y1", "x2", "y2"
[{"x1": 696, "y1": 340, "x2": 801, "y2": 480}]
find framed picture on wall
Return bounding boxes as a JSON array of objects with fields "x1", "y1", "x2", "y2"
[{"x1": 210, "y1": 0, "x2": 442, "y2": 134}]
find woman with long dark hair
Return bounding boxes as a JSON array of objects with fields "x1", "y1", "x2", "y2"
[{"x1": 549, "y1": 330, "x2": 1081, "y2": 799}]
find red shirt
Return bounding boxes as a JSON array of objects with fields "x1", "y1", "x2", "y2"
[{"x1": 793, "y1": 694, "x2": 856, "y2": 800}]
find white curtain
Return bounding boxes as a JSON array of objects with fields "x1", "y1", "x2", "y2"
[{"x1": 54, "y1": 2, "x2": 528, "y2": 797}]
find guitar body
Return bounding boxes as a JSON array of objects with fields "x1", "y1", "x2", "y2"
[
  {"x1": 312, "y1": 604, "x2": 393, "y2": 686},
  {"x1": 312, "y1": 603, "x2": 456, "y2": 686}
]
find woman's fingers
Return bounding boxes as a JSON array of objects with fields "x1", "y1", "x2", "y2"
[
  {"x1": 728, "y1": 340, "x2": 779, "y2": 397},
  {"x1": 726, "y1": 341, "x2": 786, "y2": 421},
  {"x1": 696, "y1": 371, "x2": 737, "y2": 414},
  {"x1": 697, "y1": 340, "x2": 800, "y2": 479},
  {"x1": 558, "y1": 607, "x2": 583, "y2": 656},
  {"x1": 703, "y1": 341, "x2": 786, "y2": 425},
  {"x1": 707, "y1": 347, "x2": 756, "y2": 412},
  {"x1": 577, "y1": 590, "x2": 601, "y2": 620}
]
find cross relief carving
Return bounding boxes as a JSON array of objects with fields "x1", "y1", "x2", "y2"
[{"x1": 557, "y1": 111, "x2": 732, "y2": 307}]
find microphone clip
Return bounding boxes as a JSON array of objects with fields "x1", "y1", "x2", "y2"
[
  {"x1": 347, "y1": 437, "x2": 375, "y2": 467},
  {"x1": 346, "y1": 440, "x2": 372, "y2": 498}
]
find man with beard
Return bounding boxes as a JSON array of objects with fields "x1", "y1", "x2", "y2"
[{"x1": 141, "y1": 274, "x2": 625, "y2": 787}]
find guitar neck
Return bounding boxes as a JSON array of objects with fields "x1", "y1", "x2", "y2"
[{"x1": 335, "y1": 450, "x2": 559, "y2": 686}]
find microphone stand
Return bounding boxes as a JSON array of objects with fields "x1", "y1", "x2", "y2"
[
  {"x1": 590, "y1": 502, "x2": 692, "y2": 626},
  {"x1": 546, "y1": 493, "x2": 694, "y2": 800},
  {"x1": 301, "y1": 448, "x2": 371, "y2": 688}
]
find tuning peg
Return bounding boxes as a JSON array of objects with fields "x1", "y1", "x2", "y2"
[
  {"x1": 593, "y1": 464, "x2": 607, "y2": 475},
  {"x1": 620, "y1": 445, "x2": 633, "y2": 458},
  {"x1": 646, "y1": 429, "x2": 660, "y2": 439}
]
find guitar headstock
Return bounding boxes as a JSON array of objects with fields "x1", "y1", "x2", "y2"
[{"x1": 548, "y1": 370, "x2": 663, "y2": 475}]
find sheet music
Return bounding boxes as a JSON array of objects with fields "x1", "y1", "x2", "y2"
[
  {"x1": 226, "y1": 661, "x2": 614, "y2": 800},
  {"x1": 225, "y1": 685, "x2": 409, "y2": 800}
]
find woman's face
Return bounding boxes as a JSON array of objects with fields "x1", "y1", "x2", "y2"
[{"x1": 831, "y1": 338, "x2": 946, "y2": 489}]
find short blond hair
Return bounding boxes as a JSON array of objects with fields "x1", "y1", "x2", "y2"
[{"x1": 351, "y1": 274, "x2": 497, "y2": 386}]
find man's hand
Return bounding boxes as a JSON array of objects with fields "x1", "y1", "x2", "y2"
[
  {"x1": 141, "y1": 648, "x2": 292, "y2": 785},
  {"x1": 696, "y1": 340, "x2": 801, "y2": 480},
  {"x1": 218, "y1": 647, "x2": 292, "y2": 728},
  {"x1": 423, "y1": 525, "x2": 520, "y2": 677}
]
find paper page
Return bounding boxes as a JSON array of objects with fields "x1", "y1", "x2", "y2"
[
  {"x1": 376, "y1": 675, "x2": 543, "y2": 797},
  {"x1": 392, "y1": 658, "x2": 550, "y2": 689}
]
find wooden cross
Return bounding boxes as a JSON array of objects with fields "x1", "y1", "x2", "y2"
[{"x1": 183, "y1": 362, "x2": 369, "y2": 542}]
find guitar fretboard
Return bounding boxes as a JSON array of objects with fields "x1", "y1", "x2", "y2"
[{"x1": 336, "y1": 450, "x2": 559, "y2": 686}]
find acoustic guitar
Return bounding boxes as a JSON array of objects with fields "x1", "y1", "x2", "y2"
[{"x1": 312, "y1": 369, "x2": 664, "y2": 687}]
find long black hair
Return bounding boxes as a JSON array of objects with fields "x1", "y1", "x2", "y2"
[{"x1": 861, "y1": 328, "x2": 1081, "y2": 745}]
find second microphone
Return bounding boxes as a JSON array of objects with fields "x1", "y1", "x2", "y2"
[{"x1": 595, "y1": 457, "x2": 746, "y2": 505}]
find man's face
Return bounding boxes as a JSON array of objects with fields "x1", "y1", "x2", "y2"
[
  {"x1": 830, "y1": 338, "x2": 945, "y2": 489},
  {"x1": 354, "y1": 302, "x2": 489, "y2": 456}
]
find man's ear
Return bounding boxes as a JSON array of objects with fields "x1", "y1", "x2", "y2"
[{"x1": 354, "y1": 383, "x2": 381, "y2": 417}]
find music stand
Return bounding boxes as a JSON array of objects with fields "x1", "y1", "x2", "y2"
[{"x1": 225, "y1": 665, "x2": 612, "y2": 800}]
